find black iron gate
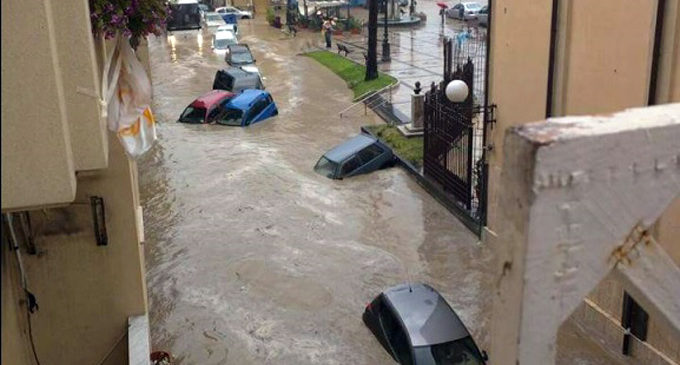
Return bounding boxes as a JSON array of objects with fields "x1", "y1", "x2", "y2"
[{"x1": 423, "y1": 37, "x2": 494, "y2": 229}]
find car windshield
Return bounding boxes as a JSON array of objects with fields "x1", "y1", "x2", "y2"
[
  {"x1": 179, "y1": 106, "x2": 206, "y2": 123},
  {"x1": 207, "y1": 14, "x2": 223, "y2": 22},
  {"x1": 231, "y1": 51, "x2": 254, "y2": 64},
  {"x1": 215, "y1": 107, "x2": 243, "y2": 126},
  {"x1": 214, "y1": 38, "x2": 235, "y2": 49},
  {"x1": 314, "y1": 157, "x2": 338, "y2": 178},
  {"x1": 414, "y1": 337, "x2": 484, "y2": 365},
  {"x1": 465, "y1": 3, "x2": 481, "y2": 10}
]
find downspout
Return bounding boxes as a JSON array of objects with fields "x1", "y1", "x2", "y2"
[
  {"x1": 545, "y1": 0, "x2": 559, "y2": 117},
  {"x1": 648, "y1": 0, "x2": 666, "y2": 105}
]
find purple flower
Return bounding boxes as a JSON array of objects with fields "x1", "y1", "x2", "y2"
[
  {"x1": 105, "y1": 3, "x2": 114, "y2": 12},
  {"x1": 124, "y1": 6, "x2": 134, "y2": 15},
  {"x1": 123, "y1": 29, "x2": 132, "y2": 37}
]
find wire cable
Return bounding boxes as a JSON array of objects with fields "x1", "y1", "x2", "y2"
[{"x1": 6, "y1": 213, "x2": 41, "y2": 365}]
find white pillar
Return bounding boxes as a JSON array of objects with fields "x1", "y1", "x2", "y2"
[{"x1": 489, "y1": 103, "x2": 680, "y2": 365}]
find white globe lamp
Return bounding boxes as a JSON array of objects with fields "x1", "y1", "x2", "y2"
[{"x1": 445, "y1": 80, "x2": 469, "y2": 103}]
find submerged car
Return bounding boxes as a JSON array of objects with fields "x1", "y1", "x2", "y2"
[
  {"x1": 363, "y1": 283, "x2": 488, "y2": 365},
  {"x1": 212, "y1": 67, "x2": 264, "y2": 93},
  {"x1": 216, "y1": 6, "x2": 253, "y2": 19},
  {"x1": 314, "y1": 134, "x2": 394, "y2": 179},
  {"x1": 225, "y1": 44, "x2": 259, "y2": 75},
  {"x1": 446, "y1": 2, "x2": 482, "y2": 20},
  {"x1": 212, "y1": 29, "x2": 238, "y2": 54},
  {"x1": 217, "y1": 24, "x2": 238, "y2": 35},
  {"x1": 213, "y1": 89, "x2": 278, "y2": 127},
  {"x1": 203, "y1": 11, "x2": 228, "y2": 30},
  {"x1": 178, "y1": 90, "x2": 235, "y2": 124}
]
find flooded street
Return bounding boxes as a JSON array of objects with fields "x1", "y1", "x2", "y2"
[
  {"x1": 140, "y1": 9, "x2": 619, "y2": 365},
  {"x1": 140, "y1": 16, "x2": 491, "y2": 365}
]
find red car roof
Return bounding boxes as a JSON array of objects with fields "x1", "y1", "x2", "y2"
[{"x1": 191, "y1": 90, "x2": 234, "y2": 109}]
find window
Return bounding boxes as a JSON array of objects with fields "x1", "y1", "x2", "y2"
[
  {"x1": 206, "y1": 107, "x2": 222, "y2": 122},
  {"x1": 314, "y1": 157, "x2": 338, "y2": 178},
  {"x1": 215, "y1": 107, "x2": 243, "y2": 126},
  {"x1": 179, "y1": 106, "x2": 207, "y2": 123},
  {"x1": 357, "y1": 144, "x2": 384, "y2": 163},
  {"x1": 378, "y1": 306, "x2": 412, "y2": 364},
  {"x1": 621, "y1": 292, "x2": 649, "y2": 356},
  {"x1": 245, "y1": 98, "x2": 268, "y2": 124},
  {"x1": 341, "y1": 156, "x2": 361, "y2": 176}
]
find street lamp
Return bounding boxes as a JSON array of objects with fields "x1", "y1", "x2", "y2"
[
  {"x1": 381, "y1": 0, "x2": 391, "y2": 62},
  {"x1": 445, "y1": 79, "x2": 469, "y2": 103}
]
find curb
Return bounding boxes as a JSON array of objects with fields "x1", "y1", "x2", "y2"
[{"x1": 361, "y1": 126, "x2": 482, "y2": 236}]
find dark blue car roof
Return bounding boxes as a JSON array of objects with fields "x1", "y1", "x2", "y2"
[
  {"x1": 383, "y1": 283, "x2": 470, "y2": 347},
  {"x1": 224, "y1": 89, "x2": 268, "y2": 110},
  {"x1": 324, "y1": 134, "x2": 376, "y2": 163}
]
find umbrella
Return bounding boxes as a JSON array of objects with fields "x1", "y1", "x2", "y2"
[{"x1": 436, "y1": 2, "x2": 448, "y2": 8}]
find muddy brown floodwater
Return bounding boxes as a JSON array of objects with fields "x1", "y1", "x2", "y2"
[{"x1": 140, "y1": 13, "x2": 618, "y2": 365}]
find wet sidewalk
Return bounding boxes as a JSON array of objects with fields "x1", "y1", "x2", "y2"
[{"x1": 316, "y1": 0, "x2": 488, "y2": 122}]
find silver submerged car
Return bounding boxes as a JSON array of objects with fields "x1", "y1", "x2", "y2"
[{"x1": 363, "y1": 283, "x2": 488, "y2": 365}]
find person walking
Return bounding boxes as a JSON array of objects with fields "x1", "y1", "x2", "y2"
[{"x1": 322, "y1": 17, "x2": 334, "y2": 48}]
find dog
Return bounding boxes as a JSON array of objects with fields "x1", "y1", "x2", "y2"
[{"x1": 336, "y1": 43, "x2": 352, "y2": 57}]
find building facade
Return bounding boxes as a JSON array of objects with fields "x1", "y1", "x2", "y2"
[
  {"x1": 485, "y1": 0, "x2": 680, "y2": 363},
  {"x1": 1, "y1": 0, "x2": 151, "y2": 364}
]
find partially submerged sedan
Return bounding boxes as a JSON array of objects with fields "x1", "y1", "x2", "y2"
[
  {"x1": 314, "y1": 134, "x2": 394, "y2": 179},
  {"x1": 213, "y1": 89, "x2": 278, "y2": 127},
  {"x1": 178, "y1": 90, "x2": 234, "y2": 124},
  {"x1": 363, "y1": 283, "x2": 488, "y2": 365}
]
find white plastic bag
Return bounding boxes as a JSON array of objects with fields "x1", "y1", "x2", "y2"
[{"x1": 102, "y1": 36, "x2": 157, "y2": 158}]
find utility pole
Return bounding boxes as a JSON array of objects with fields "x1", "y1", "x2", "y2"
[{"x1": 365, "y1": 0, "x2": 378, "y2": 80}]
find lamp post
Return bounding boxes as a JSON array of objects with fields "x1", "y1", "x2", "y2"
[
  {"x1": 445, "y1": 79, "x2": 469, "y2": 103},
  {"x1": 381, "y1": 0, "x2": 391, "y2": 62}
]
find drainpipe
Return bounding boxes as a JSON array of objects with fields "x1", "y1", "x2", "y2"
[
  {"x1": 545, "y1": 0, "x2": 559, "y2": 118},
  {"x1": 648, "y1": 0, "x2": 666, "y2": 105}
]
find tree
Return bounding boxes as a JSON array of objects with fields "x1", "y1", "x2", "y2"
[{"x1": 365, "y1": 0, "x2": 379, "y2": 80}]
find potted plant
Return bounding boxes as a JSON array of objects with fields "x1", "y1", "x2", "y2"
[
  {"x1": 348, "y1": 17, "x2": 363, "y2": 34},
  {"x1": 89, "y1": 0, "x2": 169, "y2": 47}
]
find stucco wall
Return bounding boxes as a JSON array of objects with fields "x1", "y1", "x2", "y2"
[
  {"x1": 487, "y1": 0, "x2": 680, "y2": 363},
  {"x1": 1, "y1": 0, "x2": 76, "y2": 210},
  {"x1": 1, "y1": 134, "x2": 147, "y2": 365},
  {"x1": 2, "y1": 238, "x2": 36, "y2": 365},
  {"x1": 552, "y1": 0, "x2": 657, "y2": 116},
  {"x1": 485, "y1": 0, "x2": 553, "y2": 230}
]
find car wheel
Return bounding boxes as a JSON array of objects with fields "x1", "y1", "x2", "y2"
[{"x1": 242, "y1": 15, "x2": 250, "y2": 19}]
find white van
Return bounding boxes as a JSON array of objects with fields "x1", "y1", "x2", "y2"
[
  {"x1": 167, "y1": 0, "x2": 202, "y2": 31},
  {"x1": 212, "y1": 31, "x2": 237, "y2": 54}
]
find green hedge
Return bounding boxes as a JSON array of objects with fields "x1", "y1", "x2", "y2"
[
  {"x1": 364, "y1": 124, "x2": 423, "y2": 168},
  {"x1": 305, "y1": 51, "x2": 396, "y2": 100}
]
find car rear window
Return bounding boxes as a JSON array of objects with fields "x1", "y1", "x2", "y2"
[
  {"x1": 179, "y1": 106, "x2": 207, "y2": 123},
  {"x1": 414, "y1": 337, "x2": 484, "y2": 365},
  {"x1": 215, "y1": 107, "x2": 243, "y2": 126},
  {"x1": 214, "y1": 72, "x2": 234, "y2": 90},
  {"x1": 314, "y1": 157, "x2": 338, "y2": 178}
]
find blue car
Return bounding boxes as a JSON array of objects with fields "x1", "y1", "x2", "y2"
[
  {"x1": 213, "y1": 89, "x2": 278, "y2": 127},
  {"x1": 314, "y1": 134, "x2": 394, "y2": 179}
]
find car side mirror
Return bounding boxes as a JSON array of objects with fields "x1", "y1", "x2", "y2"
[{"x1": 481, "y1": 350, "x2": 489, "y2": 362}]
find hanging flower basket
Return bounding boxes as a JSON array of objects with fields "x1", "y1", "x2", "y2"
[{"x1": 89, "y1": 0, "x2": 169, "y2": 42}]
